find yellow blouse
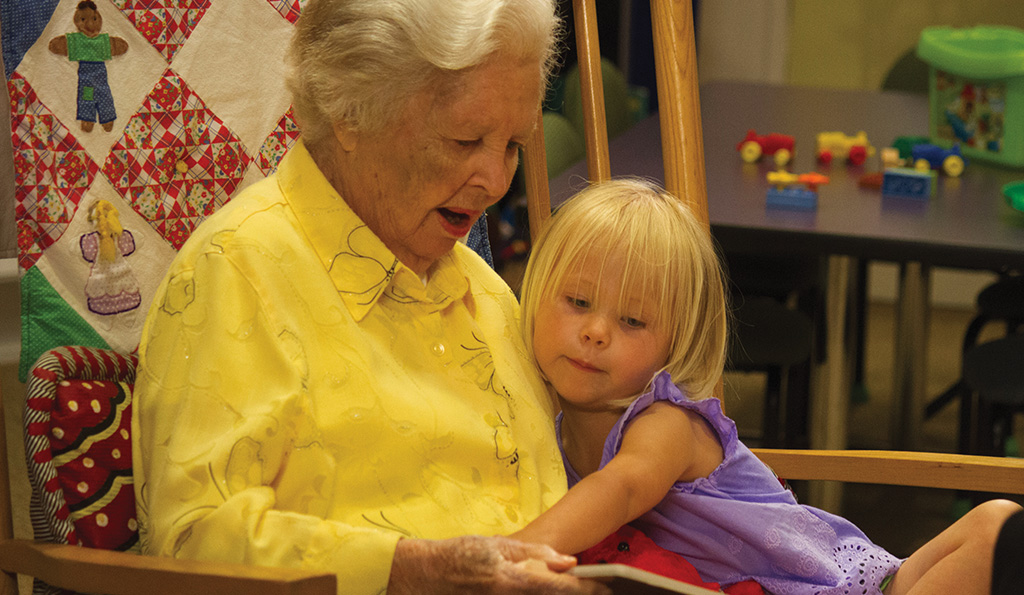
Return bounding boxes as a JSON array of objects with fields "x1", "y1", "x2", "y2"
[{"x1": 131, "y1": 141, "x2": 565, "y2": 594}]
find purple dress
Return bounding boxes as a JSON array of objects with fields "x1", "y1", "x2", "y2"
[{"x1": 557, "y1": 372, "x2": 903, "y2": 595}]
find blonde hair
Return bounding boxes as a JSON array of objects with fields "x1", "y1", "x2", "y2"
[
  {"x1": 286, "y1": 0, "x2": 561, "y2": 149},
  {"x1": 520, "y1": 178, "x2": 728, "y2": 403}
]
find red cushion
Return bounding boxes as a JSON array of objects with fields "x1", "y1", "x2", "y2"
[{"x1": 47, "y1": 379, "x2": 137, "y2": 550}]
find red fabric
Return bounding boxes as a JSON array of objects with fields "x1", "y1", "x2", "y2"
[
  {"x1": 576, "y1": 525, "x2": 765, "y2": 595},
  {"x1": 47, "y1": 378, "x2": 137, "y2": 550}
]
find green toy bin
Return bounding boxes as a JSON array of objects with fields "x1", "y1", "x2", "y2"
[{"x1": 917, "y1": 25, "x2": 1024, "y2": 168}]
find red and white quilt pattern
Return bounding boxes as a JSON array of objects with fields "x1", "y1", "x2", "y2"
[
  {"x1": 266, "y1": 0, "x2": 307, "y2": 24},
  {"x1": 102, "y1": 69, "x2": 250, "y2": 249},
  {"x1": 258, "y1": 107, "x2": 300, "y2": 177},
  {"x1": 11, "y1": 74, "x2": 100, "y2": 271},
  {"x1": 112, "y1": 0, "x2": 213, "y2": 63},
  {"x1": 10, "y1": 0, "x2": 302, "y2": 358}
]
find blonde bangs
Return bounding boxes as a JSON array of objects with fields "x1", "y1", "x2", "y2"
[{"x1": 521, "y1": 178, "x2": 729, "y2": 402}]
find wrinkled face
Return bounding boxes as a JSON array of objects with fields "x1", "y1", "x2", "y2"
[
  {"x1": 337, "y1": 57, "x2": 542, "y2": 275},
  {"x1": 532, "y1": 251, "x2": 673, "y2": 411},
  {"x1": 74, "y1": 7, "x2": 102, "y2": 37}
]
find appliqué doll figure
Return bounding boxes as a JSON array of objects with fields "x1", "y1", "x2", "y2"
[
  {"x1": 81, "y1": 200, "x2": 141, "y2": 316},
  {"x1": 49, "y1": 0, "x2": 128, "y2": 133}
]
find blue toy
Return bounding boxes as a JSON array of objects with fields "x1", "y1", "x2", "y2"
[
  {"x1": 766, "y1": 187, "x2": 817, "y2": 210},
  {"x1": 911, "y1": 143, "x2": 967, "y2": 177},
  {"x1": 764, "y1": 170, "x2": 828, "y2": 211},
  {"x1": 882, "y1": 167, "x2": 934, "y2": 199}
]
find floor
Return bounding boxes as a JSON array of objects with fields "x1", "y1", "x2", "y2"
[{"x1": 724, "y1": 301, "x2": 1023, "y2": 558}]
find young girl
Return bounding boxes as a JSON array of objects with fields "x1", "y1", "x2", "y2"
[{"x1": 511, "y1": 178, "x2": 1021, "y2": 595}]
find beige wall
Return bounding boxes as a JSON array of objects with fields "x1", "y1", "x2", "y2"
[
  {"x1": 788, "y1": 0, "x2": 1024, "y2": 91},
  {"x1": 698, "y1": 0, "x2": 790, "y2": 84}
]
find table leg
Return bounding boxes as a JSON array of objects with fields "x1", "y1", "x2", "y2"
[
  {"x1": 891, "y1": 262, "x2": 932, "y2": 450},
  {"x1": 808, "y1": 255, "x2": 855, "y2": 512}
]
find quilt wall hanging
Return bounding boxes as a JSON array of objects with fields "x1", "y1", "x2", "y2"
[{"x1": 4, "y1": 0, "x2": 307, "y2": 380}]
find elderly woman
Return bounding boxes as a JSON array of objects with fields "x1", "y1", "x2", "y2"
[{"x1": 131, "y1": 1, "x2": 607, "y2": 594}]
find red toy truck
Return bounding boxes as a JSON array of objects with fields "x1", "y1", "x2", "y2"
[{"x1": 737, "y1": 129, "x2": 795, "y2": 166}]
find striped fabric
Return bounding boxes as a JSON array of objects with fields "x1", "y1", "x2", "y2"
[{"x1": 23, "y1": 345, "x2": 137, "y2": 595}]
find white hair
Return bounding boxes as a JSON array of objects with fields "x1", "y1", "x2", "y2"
[{"x1": 287, "y1": 0, "x2": 561, "y2": 148}]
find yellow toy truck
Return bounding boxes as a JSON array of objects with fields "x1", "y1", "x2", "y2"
[{"x1": 816, "y1": 131, "x2": 876, "y2": 166}]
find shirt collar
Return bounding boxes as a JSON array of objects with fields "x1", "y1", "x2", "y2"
[{"x1": 276, "y1": 140, "x2": 473, "y2": 321}]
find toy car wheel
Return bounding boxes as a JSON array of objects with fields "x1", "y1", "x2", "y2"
[
  {"x1": 817, "y1": 150, "x2": 833, "y2": 165},
  {"x1": 740, "y1": 141, "x2": 762, "y2": 163},
  {"x1": 773, "y1": 148, "x2": 792, "y2": 167},
  {"x1": 848, "y1": 146, "x2": 867, "y2": 166},
  {"x1": 943, "y1": 155, "x2": 965, "y2": 177},
  {"x1": 914, "y1": 158, "x2": 931, "y2": 172}
]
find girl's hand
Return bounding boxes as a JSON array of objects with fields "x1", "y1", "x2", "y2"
[{"x1": 387, "y1": 535, "x2": 611, "y2": 594}]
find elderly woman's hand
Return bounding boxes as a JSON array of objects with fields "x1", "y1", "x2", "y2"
[{"x1": 388, "y1": 535, "x2": 612, "y2": 594}]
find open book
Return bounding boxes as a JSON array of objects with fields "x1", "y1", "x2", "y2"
[{"x1": 571, "y1": 564, "x2": 724, "y2": 594}]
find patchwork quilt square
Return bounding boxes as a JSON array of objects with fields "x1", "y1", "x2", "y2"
[{"x1": 4, "y1": 0, "x2": 303, "y2": 379}]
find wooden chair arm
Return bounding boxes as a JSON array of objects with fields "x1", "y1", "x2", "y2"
[
  {"x1": 752, "y1": 449, "x2": 1024, "y2": 495},
  {"x1": 0, "y1": 539, "x2": 336, "y2": 595}
]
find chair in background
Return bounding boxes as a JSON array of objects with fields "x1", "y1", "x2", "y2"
[
  {"x1": 880, "y1": 47, "x2": 930, "y2": 95},
  {"x1": 925, "y1": 274, "x2": 1024, "y2": 455},
  {"x1": 521, "y1": 0, "x2": 1024, "y2": 514},
  {"x1": 724, "y1": 253, "x2": 821, "y2": 448},
  {"x1": 728, "y1": 294, "x2": 814, "y2": 448},
  {"x1": 962, "y1": 335, "x2": 1024, "y2": 457}
]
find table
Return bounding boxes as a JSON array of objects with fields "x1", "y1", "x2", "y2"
[
  {"x1": 547, "y1": 81, "x2": 1024, "y2": 505},
  {"x1": 550, "y1": 81, "x2": 1024, "y2": 271}
]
